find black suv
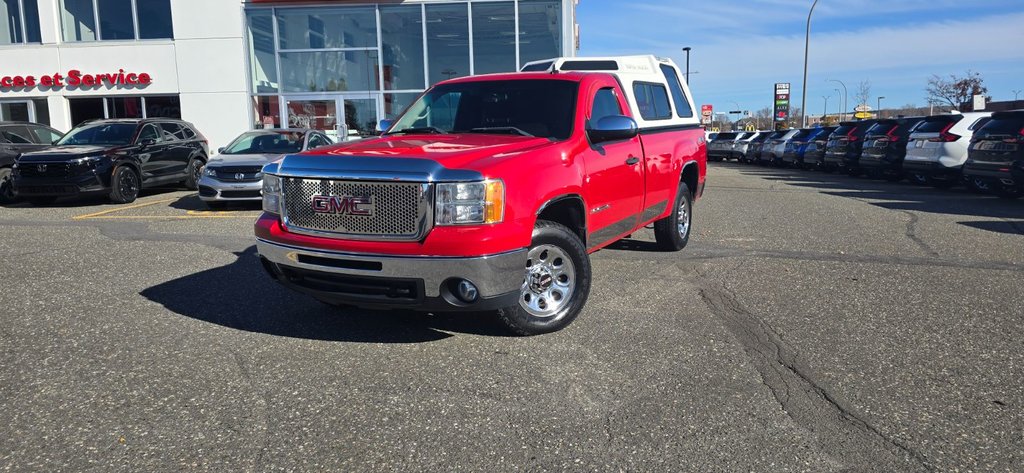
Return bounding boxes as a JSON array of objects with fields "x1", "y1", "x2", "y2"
[
  {"x1": 1, "y1": 121, "x2": 63, "y2": 203},
  {"x1": 963, "y1": 110, "x2": 1024, "y2": 199},
  {"x1": 822, "y1": 120, "x2": 878, "y2": 174},
  {"x1": 859, "y1": 117, "x2": 925, "y2": 180},
  {"x1": 13, "y1": 119, "x2": 209, "y2": 205}
]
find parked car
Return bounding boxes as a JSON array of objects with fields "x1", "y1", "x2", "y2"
[
  {"x1": 903, "y1": 112, "x2": 992, "y2": 189},
  {"x1": 799, "y1": 126, "x2": 837, "y2": 170},
  {"x1": 708, "y1": 132, "x2": 743, "y2": 161},
  {"x1": 13, "y1": 119, "x2": 209, "y2": 205},
  {"x1": 781, "y1": 127, "x2": 830, "y2": 168},
  {"x1": 859, "y1": 117, "x2": 925, "y2": 181},
  {"x1": 258, "y1": 55, "x2": 706, "y2": 335},
  {"x1": 0, "y1": 121, "x2": 63, "y2": 203},
  {"x1": 742, "y1": 131, "x2": 772, "y2": 163},
  {"x1": 822, "y1": 120, "x2": 878, "y2": 174},
  {"x1": 962, "y1": 110, "x2": 1024, "y2": 199},
  {"x1": 760, "y1": 129, "x2": 799, "y2": 165},
  {"x1": 732, "y1": 131, "x2": 763, "y2": 161},
  {"x1": 198, "y1": 129, "x2": 333, "y2": 208}
]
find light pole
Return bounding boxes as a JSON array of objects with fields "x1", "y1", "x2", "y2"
[
  {"x1": 682, "y1": 47, "x2": 692, "y2": 83},
  {"x1": 822, "y1": 95, "x2": 830, "y2": 122},
  {"x1": 800, "y1": 0, "x2": 821, "y2": 128},
  {"x1": 877, "y1": 96, "x2": 885, "y2": 119},
  {"x1": 828, "y1": 79, "x2": 847, "y2": 122},
  {"x1": 1014, "y1": 89, "x2": 1022, "y2": 101}
]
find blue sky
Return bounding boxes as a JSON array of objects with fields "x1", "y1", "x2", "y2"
[{"x1": 577, "y1": 0, "x2": 1024, "y2": 118}]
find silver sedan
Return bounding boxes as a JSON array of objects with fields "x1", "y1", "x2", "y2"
[{"x1": 198, "y1": 129, "x2": 333, "y2": 207}]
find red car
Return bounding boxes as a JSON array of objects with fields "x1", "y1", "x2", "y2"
[{"x1": 255, "y1": 56, "x2": 706, "y2": 334}]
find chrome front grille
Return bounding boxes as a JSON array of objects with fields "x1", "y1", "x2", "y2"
[
  {"x1": 213, "y1": 166, "x2": 263, "y2": 182},
  {"x1": 281, "y1": 177, "x2": 432, "y2": 240}
]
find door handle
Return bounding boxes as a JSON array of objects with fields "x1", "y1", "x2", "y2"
[{"x1": 625, "y1": 156, "x2": 640, "y2": 165}]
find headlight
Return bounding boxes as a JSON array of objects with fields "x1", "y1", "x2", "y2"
[
  {"x1": 70, "y1": 155, "x2": 105, "y2": 169},
  {"x1": 203, "y1": 166, "x2": 217, "y2": 177},
  {"x1": 436, "y1": 180, "x2": 504, "y2": 225},
  {"x1": 262, "y1": 174, "x2": 282, "y2": 214}
]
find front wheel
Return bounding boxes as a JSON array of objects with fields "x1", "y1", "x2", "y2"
[
  {"x1": 653, "y1": 182, "x2": 693, "y2": 251},
  {"x1": 109, "y1": 166, "x2": 140, "y2": 204},
  {"x1": 496, "y1": 220, "x2": 591, "y2": 336}
]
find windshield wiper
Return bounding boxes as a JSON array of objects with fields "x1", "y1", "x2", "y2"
[
  {"x1": 386, "y1": 126, "x2": 448, "y2": 135},
  {"x1": 464, "y1": 127, "x2": 535, "y2": 137}
]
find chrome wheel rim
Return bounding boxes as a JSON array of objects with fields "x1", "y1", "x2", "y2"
[
  {"x1": 119, "y1": 171, "x2": 139, "y2": 198},
  {"x1": 974, "y1": 179, "x2": 990, "y2": 191},
  {"x1": 520, "y1": 244, "x2": 575, "y2": 318},
  {"x1": 677, "y1": 197, "x2": 691, "y2": 239}
]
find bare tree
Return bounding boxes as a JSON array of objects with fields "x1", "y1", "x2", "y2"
[
  {"x1": 926, "y1": 71, "x2": 988, "y2": 111},
  {"x1": 854, "y1": 80, "x2": 872, "y2": 109}
]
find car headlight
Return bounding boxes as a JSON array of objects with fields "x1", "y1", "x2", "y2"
[
  {"x1": 436, "y1": 180, "x2": 504, "y2": 225},
  {"x1": 70, "y1": 155, "x2": 105, "y2": 169},
  {"x1": 262, "y1": 174, "x2": 282, "y2": 214},
  {"x1": 203, "y1": 166, "x2": 217, "y2": 177}
]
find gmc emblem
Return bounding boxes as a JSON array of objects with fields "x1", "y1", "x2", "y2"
[{"x1": 311, "y1": 195, "x2": 374, "y2": 216}]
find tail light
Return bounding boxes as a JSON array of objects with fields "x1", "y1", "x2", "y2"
[
  {"x1": 1003, "y1": 126, "x2": 1024, "y2": 144},
  {"x1": 845, "y1": 128, "x2": 859, "y2": 142},
  {"x1": 928, "y1": 122, "x2": 961, "y2": 142}
]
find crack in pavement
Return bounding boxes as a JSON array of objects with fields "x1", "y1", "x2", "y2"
[
  {"x1": 900, "y1": 211, "x2": 940, "y2": 257},
  {"x1": 690, "y1": 263, "x2": 932, "y2": 472}
]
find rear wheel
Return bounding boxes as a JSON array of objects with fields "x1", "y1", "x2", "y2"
[
  {"x1": 0, "y1": 168, "x2": 15, "y2": 204},
  {"x1": 109, "y1": 166, "x2": 140, "y2": 204},
  {"x1": 966, "y1": 177, "x2": 990, "y2": 194},
  {"x1": 654, "y1": 182, "x2": 693, "y2": 251},
  {"x1": 184, "y1": 158, "x2": 204, "y2": 190},
  {"x1": 496, "y1": 220, "x2": 591, "y2": 336}
]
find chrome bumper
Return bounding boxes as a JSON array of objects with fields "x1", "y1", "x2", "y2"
[{"x1": 256, "y1": 238, "x2": 527, "y2": 298}]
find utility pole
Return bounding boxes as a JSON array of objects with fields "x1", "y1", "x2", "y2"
[
  {"x1": 828, "y1": 79, "x2": 847, "y2": 122},
  {"x1": 800, "y1": 0, "x2": 820, "y2": 128},
  {"x1": 1014, "y1": 89, "x2": 1022, "y2": 101},
  {"x1": 877, "y1": 96, "x2": 885, "y2": 119},
  {"x1": 822, "y1": 95, "x2": 829, "y2": 122},
  {"x1": 682, "y1": 47, "x2": 692, "y2": 83}
]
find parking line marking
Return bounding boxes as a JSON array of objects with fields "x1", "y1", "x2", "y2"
[{"x1": 72, "y1": 198, "x2": 179, "y2": 220}]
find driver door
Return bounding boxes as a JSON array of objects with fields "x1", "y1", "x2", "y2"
[{"x1": 135, "y1": 124, "x2": 169, "y2": 181}]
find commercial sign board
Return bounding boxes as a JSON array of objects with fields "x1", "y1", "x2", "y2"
[
  {"x1": 774, "y1": 83, "x2": 790, "y2": 122},
  {"x1": 0, "y1": 69, "x2": 152, "y2": 90},
  {"x1": 701, "y1": 104, "x2": 713, "y2": 126}
]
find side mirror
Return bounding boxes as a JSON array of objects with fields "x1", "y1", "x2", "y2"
[
  {"x1": 377, "y1": 119, "x2": 394, "y2": 133},
  {"x1": 217, "y1": 147, "x2": 226, "y2": 154},
  {"x1": 138, "y1": 138, "x2": 156, "y2": 147},
  {"x1": 587, "y1": 115, "x2": 639, "y2": 144}
]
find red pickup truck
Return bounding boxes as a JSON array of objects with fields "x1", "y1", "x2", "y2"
[{"x1": 256, "y1": 56, "x2": 706, "y2": 335}]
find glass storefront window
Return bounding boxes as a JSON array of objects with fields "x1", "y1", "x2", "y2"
[
  {"x1": 137, "y1": 0, "x2": 172, "y2": 40},
  {"x1": 519, "y1": 0, "x2": 563, "y2": 67},
  {"x1": 279, "y1": 50, "x2": 380, "y2": 93},
  {"x1": 384, "y1": 92, "x2": 421, "y2": 121},
  {"x1": 472, "y1": 2, "x2": 516, "y2": 75},
  {"x1": 277, "y1": 7, "x2": 376, "y2": 50},
  {"x1": 69, "y1": 98, "x2": 104, "y2": 126},
  {"x1": 32, "y1": 98, "x2": 50, "y2": 125},
  {"x1": 252, "y1": 96, "x2": 280, "y2": 129},
  {"x1": 107, "y1": 97, "x2": 143, "y2": 118},
  {"x1": 247, "y1": 10, "x2": 278, "y2": 93},
  {"x1": 97, "y1": 0, "x2": 134, "y2": 40},
  {"x1": 380, "y1": 5, "x2": 425, "y2": 91},
  {"x1": 144, "y1": 96, "x2": 180, "y2": 118},
  {"x1": 1, "y1": 0, "x2": 41, "y2": 44},
  {"x1": 344, "y1": 98, "x2": 379, "y2": 137},
  {"x1": 426, "y1": 4, "x2": 469, "y2": 86},
  {"x1": 61, "y1": 0, "x2": 96, "y2": 41}
]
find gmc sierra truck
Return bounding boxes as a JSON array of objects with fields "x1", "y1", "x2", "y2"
[{"x1": 256, "y1": 56, "x2": 707, "y2": 335}]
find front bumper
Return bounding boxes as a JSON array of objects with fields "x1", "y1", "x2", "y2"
[
  {"x1": 197, "y1": 175, "x2": 263, "y2": 201},
  {"x1": 13, "y1": 172, "x2": 110, "y2": 197},
  {"x1": 257, "y1": 238, "x2": 527, "y2": 311}
]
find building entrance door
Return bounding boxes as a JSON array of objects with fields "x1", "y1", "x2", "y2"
[{"x1": 283, "y1": 95, "x2": 381, "y2": 142}]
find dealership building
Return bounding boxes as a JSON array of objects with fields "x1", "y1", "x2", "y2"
[{"x1": 0, "y1": 0, "x2": 579, "y2": 148}]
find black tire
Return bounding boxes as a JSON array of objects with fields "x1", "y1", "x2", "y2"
[
  {"x1": 654, "y1": 182, "x2": 693, "y2": 251},
  {"x1": 0, "y1": 167, "x2": 15, "y2": 204},
  {"x1": 496, "y1": 220, "x2": 591, "y2": 336},
  {"x1": 909, "y1": 173, "x2": 929, "y2": 185},
  {"x1": 109, "y1": 166, "x2": 140, "y2": 204},
  {"x1": 184, "y1": 158, "x2": 204, "y2": 190},
  {"x1": 27, "y1": 197, "x2": 56, "y2": 206},
  {"x1": 966, "y1": 177, "x2": 990, "y2": 194}
]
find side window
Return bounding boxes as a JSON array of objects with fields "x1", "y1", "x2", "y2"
[
  {"x1": 659, "y1": 64, "x2": 694, "y2": 118},
  {"x1": 159, "y1": 123, "x2": 185, "y2": 141},
  {"x1": 137, "y1": 124, "x2": 161, "y2": 143},
  {"x1": 590, "y1": 87, "x2": 623, "y2": 123},
  {"x1": 29, "y1": 126, "x2": 63, "y2": 144},
  {"x1": 1, "y1": 126, "x2": 35, "y2": 144},
  {"x1": 633, "y1": 82, "x2": 672, "y2": 121},
  {"x1": 307, "y1": 134, "x2": 327, "y2": 149},
  {"x1": 181, "y1": 126, "x2": 197, "y2": 140},
  {"x1": 969, "y1": 117, "x2": 992, "y2": 131}
]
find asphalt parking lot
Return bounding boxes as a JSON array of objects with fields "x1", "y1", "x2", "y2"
[{"x1": 1, "y1": 164, "x2": 1021, "y2": 472}]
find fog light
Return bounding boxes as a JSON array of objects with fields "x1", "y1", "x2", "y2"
[{"x1": 455, "y1": 280, "x2": 479, "y2": 303}]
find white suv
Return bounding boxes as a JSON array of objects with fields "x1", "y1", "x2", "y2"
[{"x1": 903, "y1": 112, "x2": 992, "y2": 189}]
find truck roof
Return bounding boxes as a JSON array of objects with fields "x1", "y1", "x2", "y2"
[{"x1": 514, "y1": 55, "x2": 702, "y2": 129}]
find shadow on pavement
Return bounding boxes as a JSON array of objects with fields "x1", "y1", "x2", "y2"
[
  {"x1": 718, "y1": 162, "x2": 1023, "y2": 234},
  {"x1": 2, "y1": 186, "x2": 187, "y2": 209},
  {"x1": 140, "y1": 246, "x2": 514, "y2": 343},
  {"x1": 168, "y1": 193, "x2": 262, "y2": 212},
  {"x1": 958, "y1": 220, "x2": 1024, "y2": 236}
]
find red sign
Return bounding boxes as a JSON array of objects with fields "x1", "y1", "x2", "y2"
[{"x1": 0, "y1": 69, "x2": 152, "y2": 90}]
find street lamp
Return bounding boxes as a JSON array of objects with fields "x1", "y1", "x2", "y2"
[
  {"x1": 822, "y1": 95, "x2": 830, "y2": 122},
  {"x1": 877, "y1": 96, "x2": 885, "y2": 119},
  {"x1": 682, "y1": 47, "x2": 692, "y2": 83},
  {"x1": 800, "y1": 0, "x2": 821, "y2": 128},
  {"x1": 829, "y1": 79, "x2": 847, "y2": 121},
  {"x1": 1014, "y1": 89, "x2": 1022, "y2": 101}
]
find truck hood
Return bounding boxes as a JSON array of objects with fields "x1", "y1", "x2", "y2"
[
  {"x1": 206, "y1": 153, "x2": 284, "y2": 168},
  {"x1": 18, "y1": 145, "x2": 121, "y2": 162},
  {"x1": 270, "y1": 134, "x2": 555, "y2": 182}
]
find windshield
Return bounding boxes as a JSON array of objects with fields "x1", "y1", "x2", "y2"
[
  {"x1": 791, "y1": 129, "x2": 817, "y2": 141},
  {"x1": 388, "y1": 79, "x2": 579, "y2": 140},
  {"x1": 56, "y1": 123, "x2": 137, "y2": 146},
  {"x1": 975, "y1": 113, "x2": 1024, "y2": 138},
  {"x1": 222, "y1": 131, "x2": 305, "y2": 154},
  {"x1": 915, "y1": 115, "x2": 962, "y2": 133}
]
